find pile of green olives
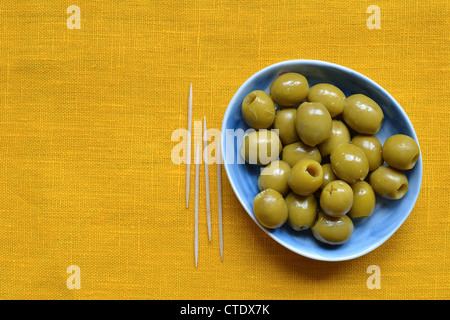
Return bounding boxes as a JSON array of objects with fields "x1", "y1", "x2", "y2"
[{"x1": 240, "y1": 72, "x2": 420, "y2": 245}]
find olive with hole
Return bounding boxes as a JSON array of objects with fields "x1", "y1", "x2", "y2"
[
  {"x1": 270, "y1": 72, "x2": 309, "y2": 107},
  {"x1": 348, "y1": 181, "x2": 376, "y2": 218},
  {"x1": 295, "y1": 102, "x2": 332, "y2": 146},
  {"x1": 320, "y1": 180, "x2": 353, "y2": 217},
  {"x1": 343, "y1": 94, "x2": 384, "y2": 134},
  {"x1": 281, "y1": 140, "x2": 322, "y2": 168},
  {"x1": 307, "y1": 83, "x2": 346, "y2": 118},
  {"x1": 369, "y1": 166, "x2": 409, "y2": 200},
  {"x1": 311, "y1": 211, "x2": 354, "y2": 245},
  {"x1": 258, "y1": 160, "x2": 291, "y2": 196},
  {"x1": 351, "y1": 135, "x2": 383, "y2": 172},
  {"x1": 285, "y1": 193, "x2": 318, "y2": 231},
  {"x1": 287, "y1": 159, "x2": 324, "y2": 196},
  {"x1": 253, "y1": 188, "x2": 288, "y2": 229},
  {"x1": 382, "y1": 134, "x2": 420, "y2": 170},
  {"x1": 330, "y1": 143, "x2": 369, "y2": 184},
  {"x1": 241, "y1": 90, "x2": 276, "y2": 129},
  {"x1": 240, "y1": 130, "x2": 282, "y2": 165},
  {"x1": 318, "y1": 120, "x2": 351, "y2": 157},
  {"x1": 273, "y1": 108, "x2": 300, "y2": 145}
]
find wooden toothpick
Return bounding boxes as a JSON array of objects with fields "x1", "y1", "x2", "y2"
[
  {"x1": 194, "y1": 142, "x2": 200, "y2": 267},
  {"x1": 204, "y1": 116, "x2": 211, "y2": 242}
]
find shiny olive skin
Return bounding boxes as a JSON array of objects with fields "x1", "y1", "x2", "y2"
[
  {"x1": 320, "y1": 180, "x2": 353, "y2": 217},
  {"x1": 240, "y1": 130, "x2": 282, "y2": 165},
  {"x1": 273, "y1": 108, "x2": 300, "y2": 145},
  {"x1": 348, "y1": 181, "x2": 376, "y2": 218},
  {"x1": 258, "y1": 160, "x2": 291, "y2": 196},
  {"x1": 382, "y1": 134, "x2": 420, "y2": 170},
  {"x1": 351, "y1": 135, "x2": 383, "y2": 171},
  {"x1": 369, "y1": 166, "x2": 409, "y2": 200},
  {"x1": 321, "y1": 163, "x2": 337, "y2": 189},
  {"x1": 281, "y1": 140, "x2": 322, "y2": 168},
  {"x1": 270, "y1": 72, "x2": 309, "y2": 107},
  {"x1": 330, "y1": 143, "x2": 369, "y2": 184},
  {"x1": 343, "y1": 94, "x2": 384, "y2": 134},
  {"x1": 285, "y1": 193, "x2": 318, "y2": 231},
  {"x1": 253, "y1": 189, "x2": 288, "y2": 229},
  {"x1": 318, "y1": 120, "x2": 351, "y2": 157},
  {"x1": 295, "y1": 102, "x2": 332, "y2": 146},
  {"x1": 307, "y1": 83, "x2": 346, "y2": 118},
  {"x1": 311, "y1": 211, "x2": 354, "y2": 245},
  {"x1": 288, "y1": 159, "x2": 324, "y2": 196},
  {"x1": 241, "y1": 90, "x2": 276, "y2": 129}
]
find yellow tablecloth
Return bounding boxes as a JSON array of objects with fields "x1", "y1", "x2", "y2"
[{"x1": 0, "y1": 0, "x2": 448, "y2": 300}]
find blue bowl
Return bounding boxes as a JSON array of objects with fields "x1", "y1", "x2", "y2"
[{"x1": 221, "y1": 60, "x2": 422, "y2": 261}]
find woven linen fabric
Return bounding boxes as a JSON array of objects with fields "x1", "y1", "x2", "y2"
[{"x1": 0, "y1": 0, "x2": 448, "y2": 300}]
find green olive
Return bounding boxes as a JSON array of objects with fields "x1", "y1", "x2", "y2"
[
  {"x1": 273, "y1": 108, "x2": 300, "y2": 145},
  {"x1": 288, "y1": 159, "x2": 324, "y2": 196},
  {"x1": 382, "y1": 134, "x2": 420, "y2": 170},
  {"x1": 343, "y1": 94, "x2": 384, "y2": 134},
  {"x1": 318, "y1": 120, "x2": 351, "y2": 157},
  {"x1": 348, "y1": 181, "x2": 376, "y2": 218},
  {"x1": 321, "y1": 163, "x2": 337, "y2": 189},
  {"x1": 240, "y1": 130, "x2": 282, "y2": 165},
  {"x1": 281, "y1": 140, "x2": 322, "y2": 168},
  {"x1": 253, "y1": 188, "x2": 288, "y2": 229},
  {"x1": 330, "y1": 143, "x2": 369, "y2": 184},
  {"x1": 295, "y1": 102, "x2": 332, "y2": 146},
  {"x1": 241, "y1": 90, "x2": 276, "y2": 129},
  {"x1": 311, "y1": 211, "x2": 354, "y2": 245},
  {"x1": 285, "y1": 192, "x2": 318, "y2": 231},
  {"x1": 351, "y1": 135, "x2": 383, "y2": 171},
  {"x1": 258, "y1": 160, "x2": 291, "y2": 196},
  {"x1": 320, "y1": 180, "x2": 353, "y2": 217},
  {"x1": 307, "y1": 83, "x2": 345, "y2": 117},
  {"x1": 270, "y1": 72, "x2": 309, "y2": 107},
  {"x1": 369, "y1": 166, "x2": 409, "y2": 200}
]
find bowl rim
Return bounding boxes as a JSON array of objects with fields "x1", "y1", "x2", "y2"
[{"x1": 221, "y1": 59, "x2": 423, "y2": 261}]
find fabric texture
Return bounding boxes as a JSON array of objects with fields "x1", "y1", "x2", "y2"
[{"x1": 0, "y1": 0, "x2": 448, "y2": 299}]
